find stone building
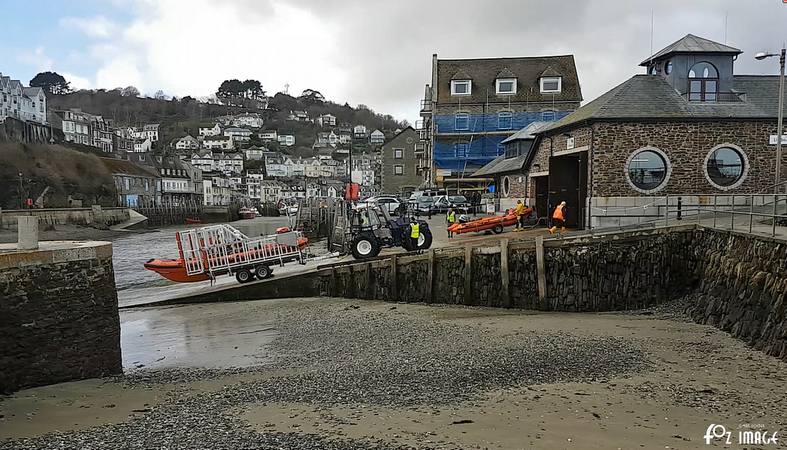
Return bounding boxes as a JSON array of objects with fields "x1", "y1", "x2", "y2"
[
  {"x1": 418, "y1": 53, "x2": 582, "y2": 190},
  {"x1": 380, "y1": 127, "x2": 421, "y2": 196},
  {"x1": 524, "y1": 34, "x2": 787, "y2": 229},
  {"x1": 101, "y1": 157, "x2": 160, "y2": 207}
]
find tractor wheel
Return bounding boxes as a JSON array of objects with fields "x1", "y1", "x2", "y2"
[
  {"x1": 351, "y1": 234, "x2": 381, "y2": 259},
  {"x1": 417, "y1": 228, "x2": 433, "y2": 250},
  {"x1": 492, "y1": 224, "x2": 504, "y2": 234},
  {"x1": 255, "y1": 264, "x2": 272, "y2": 279},
  {"x1": 235, "y1": 268, "x2": 254, "y2": 284}
]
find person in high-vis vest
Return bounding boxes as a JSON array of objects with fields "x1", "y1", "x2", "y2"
[
  {"x1": 549, "y1": 201, "x2": 567, "y2": 235},
  {"x1": 409, "y1": 220, "x2": 420, "y2": 250},
  {"x1": 446, "y1": 208, "x2": 457, "y2": 238},
  {"x1": 514, "y1": 200, "x2": 526, "y2": 231}
]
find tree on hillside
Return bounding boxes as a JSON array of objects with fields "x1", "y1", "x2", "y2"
[
  {"x1": 241, "y1": 79, "x2": 265, "y2": 100},
  {"x1": 299, "y1": 89, "x2": 325, "y2": 105},
  {"x1": 121, "y1": 86, "x2": 140, "y2": 97},
  {"x1": 154, "y1": 90, "x2": 167, "y2": 100},
  {"x1": 29, "y1": 71, "x2": 71, "y2": 95},
  {"x1": 216, "y1": 79, "x2": 244, "y2": 104}
]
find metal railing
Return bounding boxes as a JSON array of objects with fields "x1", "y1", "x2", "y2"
[{"x1": 589, "y1": 194, "x2": 787, "y2": 238}]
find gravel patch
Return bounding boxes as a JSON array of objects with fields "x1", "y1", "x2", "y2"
[{"x1": 2, "y1": 299, "x2": 651, "y2": 450}]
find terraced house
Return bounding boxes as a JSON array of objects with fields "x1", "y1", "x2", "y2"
[
  {"x1": 418, "y1": 54, "x2": 582, "y2": 191},
  {"x1": 525, "y1": 34, "x2": 787, "y2": 229}
]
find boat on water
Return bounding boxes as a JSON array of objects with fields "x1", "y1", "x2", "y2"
[
  {"x1": 239, "y1": 207, "x2": 259, "y2": 220},
  {"x1": 144, "y1": 224, "x2": 308, "y2": 283}
]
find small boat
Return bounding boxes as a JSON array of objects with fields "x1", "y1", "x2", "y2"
[
  {"x1": 185, "y1": 217, "x2": 203, "y2": 225},
  {"x1": 144, "y1": 226, "x2": 309, "y2": 283},
  {"x1": 239, "y1": 207, "x2": 258, "y2": 220},
  {"x1": 447, "y1": 208, "x2": 529, "y2": 235}
]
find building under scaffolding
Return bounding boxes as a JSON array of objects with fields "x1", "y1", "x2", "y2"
[{"x1": 417, "y1": 53, "x2": 583, "y2": 193}]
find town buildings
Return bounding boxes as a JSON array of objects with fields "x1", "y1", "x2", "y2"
[
  {"x1": 174, "y1": 135, "x2": 199, "y2": 151},
  {"x1": 199, "y1": 123, "x2": 222, "y2": 136},
  {"x1": 380, "y1": 127, "x2": 421, "y2": 195},
  {"x1": 316, "y1": 113, "x2": 337, "y2": 127},
  {"x1": 277, "y1": 134, "x2": 295, "y2": 146},
  {"x1": 369, "y1": 129, "x2": 385, "y2": 145},
  {"x1": 0, "y1": 73, "x2": 47, "y2": 125},
  {"x1": 418, "y1": 53, "x2": 582, "y2": 190},
  {"x1": 523, "y1": 34, "x2": 787, "y2": 229},
  {"x1": 223, "y1": 127, "x2": 252, "y2": 142},
  {"x1": 203, "y1": 135, "x2": 234, "y2": 150}
]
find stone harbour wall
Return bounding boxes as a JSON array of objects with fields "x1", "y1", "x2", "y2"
[
  {"x1": 689, "y1": 230, "x2": 787, "y2": 360},
  {"x1": 0, "y1": 207, "x2": 130, "y2": 229},
  {"x1": 0, "y1": 242, "x2": 122, "y2": 393}
]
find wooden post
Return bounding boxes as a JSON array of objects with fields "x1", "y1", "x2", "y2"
[
  {"x1": 426, "y1": 249, "x2": 435, "y2": 303},
  {"x1": 390, "y1": 254, "x2": 398, "y2": 301},
  {"x1": 330, "y1": 266, "x2": 337, "y2": 297},
  {"x1": 464, "y1": 245, "x2": 473, "y2": 305},
  {"x1": 535, "y1": 236, "x2": 547, "y2": 304},
  {"x1": 500, "y1": 239, "x2": 510, "y2": 308},
  {"x1": 366, "y1": 262, "x2": 373, "y2": 299}
]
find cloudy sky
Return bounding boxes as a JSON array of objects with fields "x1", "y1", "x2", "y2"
[{"x1": 2, "y1": 0, "x2": 786, "y2": 123}]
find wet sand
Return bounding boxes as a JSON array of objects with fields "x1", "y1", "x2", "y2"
[{"x1": 2, "y1": 299, "x2": 785, "y2": 449}]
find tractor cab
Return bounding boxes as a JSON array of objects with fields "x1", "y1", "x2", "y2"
[{"x1": 347, "y1": 204, "x2": 433, "y2": 259}]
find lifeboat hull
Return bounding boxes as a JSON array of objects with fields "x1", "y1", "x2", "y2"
[
  {"x1": 447, "y1": 210, "x2": 526, "y2": 235},
  {"x1": 143, "y1": 259, "x2": 211, "y2": 283}
]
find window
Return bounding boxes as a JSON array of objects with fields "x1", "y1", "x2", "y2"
[
  {"x1": 688, "y1": 62, "x2": 719, "y2": 102},
  {"x1": 502, "y1": 176, "x2": 511, "y2": 197},
  {"x1": 626, "y1": 148, "x2": 670, "y2": 192},
  {"x1": 498, "y1": 111, "x2": 513, "y2": 130},
  {"x1": 451, "y1": 80, "x2": 471, "y2": 96},
  {"x1": 455, "y1": 113, "x2": 470, "y2": 131},
  {"x1": 540, "y1": 76, "x2": 562, "y2": 93},
  {"x1": 496, "y1": 78, "x2": 517, "y2": 95},
  {"x1": 454, "y1": 143, "x2": 468, "y2": 158},
  {"x1": 541, "y1": 110, "x2": 556, "y2": 121},
  {"x1": 705, "y1": 145, "x2": 747, "y2": 189},
  {"x1": 394, "y1": 165, "x2": 404, "y2": 175},
  {"x1": 394, "y1": 148, "x2": 403, "y2": 159},
  {"x1": 665, "y1": 60, "x2": 673, "y2": 75}
]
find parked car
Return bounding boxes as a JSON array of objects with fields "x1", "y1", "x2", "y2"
[
  {"x1": 358, "y1": 196, "x2": 402, "y2": 215},
  {"x1": 431, "y1": 195, "x2": 471, "y2": 214},
  {"x1": 413, "y1": 196, "x2": 436, "y2": 216}
]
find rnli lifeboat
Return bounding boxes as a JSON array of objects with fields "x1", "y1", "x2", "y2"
[
  {"x1": 447, "y1": 208, "x2": 529, "y2": 235},
  {"x1": 144, "y1": 227, "x2": 308, "y2": 283}
]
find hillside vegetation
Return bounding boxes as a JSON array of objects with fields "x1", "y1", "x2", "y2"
[
  {"x1": 0, "y1": 143, "x2": 116, "y2": 209},
  {"x1": 48, "y1": 89, "x2": 407, "y2": 155}
]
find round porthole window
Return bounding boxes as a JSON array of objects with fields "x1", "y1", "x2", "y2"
[
  {"x1": 626, "y1": 147, "x2": 671, "y2": 193},
  {"x1": 502, "y1": 176, "x2": 511, "y2": 197},
  {"x1": 704, "y1": 144, "x2": 748, "y2": 190}
]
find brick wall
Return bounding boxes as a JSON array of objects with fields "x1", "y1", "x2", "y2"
[{"x1": 0, "y1": 243, "x2": 122, "y2": 392}]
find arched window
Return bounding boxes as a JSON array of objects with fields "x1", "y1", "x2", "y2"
[{"x1": 688, "y1": 62, "x2": 718, "y2": 102}]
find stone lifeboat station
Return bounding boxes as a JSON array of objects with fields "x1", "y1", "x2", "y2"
[{"x1": 505, "y1": 34, "x2": 786, "y2": 229}]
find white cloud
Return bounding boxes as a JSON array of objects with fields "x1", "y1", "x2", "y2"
[
  {"x1": 59, "y1": 15, "x2": 117, "y2": 38},
  {"x1": 61, "y1": 72, "x2": 93, "y2": 90},
  {"x1": 17, "y1": 46, "x2": 54, "y2": 72}
]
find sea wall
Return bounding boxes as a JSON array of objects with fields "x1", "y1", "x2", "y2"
[
  {"x1": 0, "y1": 206, "x2": 129, "y2": 229},
  {"x1": 689, "y1": 230, "x2": 787, "y2": 360},
  {"x1": 320, "y1": 226, "x2": 700, "y2": 312},
  {"x1": 0, "y1": 241, "x2": 122, "y2": 392}
]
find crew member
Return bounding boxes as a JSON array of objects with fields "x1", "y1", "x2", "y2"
[
  {"x1": 409, "y1": 219, "x2": 420, "y2": 250},
  {"x1": 549, "y1": 201, "x2": 567, "y2": 236},
  {"x1": 514, "y1": 200, "x2": 526, "y2": 231},
  {"x1": 446, "y1": 208, "x2": 456, "y2": 238}
]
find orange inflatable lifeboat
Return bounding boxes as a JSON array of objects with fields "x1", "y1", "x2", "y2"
[{"x1": 447, "y1": 208, "x2": 530, "y2": 235}]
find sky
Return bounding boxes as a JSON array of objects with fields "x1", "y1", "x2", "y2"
[{"x1": 2, "y1": 0, "x2": 787, "y2": 124}]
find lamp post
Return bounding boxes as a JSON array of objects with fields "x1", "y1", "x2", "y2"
[
  {"x1": 18, "y1": 172, "x2": 24, "y2": 209},
  {"x1": 755, "y1": 48, "x2": 786, "y2": 194}
]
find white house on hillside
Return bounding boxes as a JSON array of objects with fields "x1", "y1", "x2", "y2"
[
  {"x1": 278, "y1": 134, "x2": 295, "y2": 147},
  {"x1": 174, "y1": 135, "x2": 199, "y2": 150},
  {"x1": 231, "y1": 113, "x2": 264, "y2": 129},
  {"x1": 316, "y1": 113, "x2": 337, "y2": 127},
  {"x1": 223, "y1": 127, "x2": 252, "y2": 142},
  {"x1": 259, "y1": 130, "x2": 278, "y2": 141},
  {"x1": 370, "y1": 129, "x2": 385, "y2": 145},
  {"x1": 0, "y1": 73, "x2": 47, "y2": 125},
  {"x1": 199, "y1": 123, "x2": 221, "y2": 137},
  {"x1": 133, "y1": 138, "x2": 152, "y2": 153},
  {"x1": 203, "y1": 135, "x2": 234, "y2": 150},
  {"x1": 353, "y1": 124, "x2": 368, "y2": 138}
]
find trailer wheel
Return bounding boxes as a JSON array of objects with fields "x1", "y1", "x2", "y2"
[
  {"x1": 351, "y1": 235, "x2": 380, "y2": 259},
  {"x1": 492, "y1": 224, "x2": 504, "y2": 234},
  {"x1": 255, "y1": 264, "x2": 272, "y2": 279},
  {"x1": 235, "y1": 268, "x2": 254, "y2": 283}
]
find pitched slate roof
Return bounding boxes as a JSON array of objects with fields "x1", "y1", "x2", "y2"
[
  {"x1": 474, "y1": 122, "x2": 551, "y2": 177},
  {"x1": 437, "y1": 55, "x2": 582, "y2": 103},
  {"x1": 538, "y1": 74, "x2": 784, "y2": 134},
  {"x1": 640, "y1": 34, "x2": 741, "y2": 65}
]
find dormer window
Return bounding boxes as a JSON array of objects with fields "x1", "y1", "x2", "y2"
[
  {"x1": 496, "y1": 78, "x2": 517, "y2": 95},
  {"x1": 540, "y1": 77, "x2": 562, "y2": 94},
  {"x1": 688, "y1": 62, "x2": 718, "y2": 102},
  {"x1": 451, "y1": 80, "x2": 471, "y2": 96}
]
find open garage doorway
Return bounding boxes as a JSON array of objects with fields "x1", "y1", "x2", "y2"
[{"x1": 548, "y1": 152, "x2": 588, "y2": 229}]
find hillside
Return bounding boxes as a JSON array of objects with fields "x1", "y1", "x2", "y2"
[
  {"x1": 0, "y1": 143, "x2": 116, "y2": 209},
  {"x1": 48, "y1": 89, "x2": 407, "y2": 155}
]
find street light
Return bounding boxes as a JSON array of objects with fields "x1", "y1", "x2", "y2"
[
  {"x1": 755, "y1": 48, "x2": 786, "y2": 194},
  {"x1": 18, "y1": 172, "x2": 24, "y2": 209}
]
